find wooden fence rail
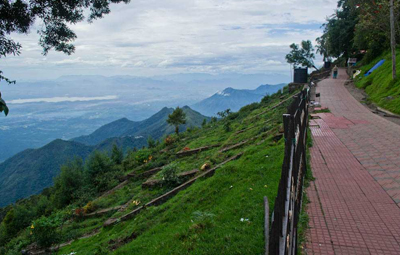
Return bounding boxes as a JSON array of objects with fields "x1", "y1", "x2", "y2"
[{"x1": 267, "y1": 88, "x2": 310, "y2": 255}]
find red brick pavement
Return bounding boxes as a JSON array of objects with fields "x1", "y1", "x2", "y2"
[{"x1": 304, "y1": 69, "x2": 400, "y2": 254}]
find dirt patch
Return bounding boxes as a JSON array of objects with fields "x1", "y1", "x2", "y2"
[{"x1": 344, "y1": 80, "x2": 400, "y2": 126}]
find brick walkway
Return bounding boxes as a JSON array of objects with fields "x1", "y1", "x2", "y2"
[{"x1": 304, "y1": 68, "x2": 400, "y2": 254}]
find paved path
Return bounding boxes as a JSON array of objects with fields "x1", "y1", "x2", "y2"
[{"x1": 305, "y1": 68, "x2": 400, "y2": 254}]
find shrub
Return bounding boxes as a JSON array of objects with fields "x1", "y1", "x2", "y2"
[
  {"x1": 223, "y1": 121, "x2": 231, "y2": 132},
  {"x1": 32, "y1": 215, "x2": 62, "y2": 248},
  {"x1": 161, "y1": 164, "x2": 180, "y2": 187},
  {"x1": 83, "y1": 201, "x2": 97, "y2": 214},
  {"x1": 164, "y1": 136, "x2": 175, "y2": 146}
]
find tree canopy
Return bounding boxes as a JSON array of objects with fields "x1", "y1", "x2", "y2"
[
  {"x1": 166, "y1": 107, "x2": 186, "y2": 135},
  {"x1": 285, "y1": 40, "x2": 318, "y2": 70},
  {"x1": 316, "y1": 0, "x2": 400, "y2": 63}
]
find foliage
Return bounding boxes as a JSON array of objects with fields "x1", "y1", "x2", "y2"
[
  {"x1": 31, "y1": 214, "x2": 63, "y2": 248},
  {"x1": 167, "y1": 107, "x2": 187, "y2": 135},
  {"x1": 217, "y1": 109, "x2": 231, "y2": 118},
  {"x1": 111, "y1": 144, "x2": 124, "y2": 165},
  {"x1": 53, "y1": 159, "x2": 84, "y2": 208},
  {"x1": 161, "y1": 164, "x2": 180, "y2": 187},
  {"x1": 318, "y1": 0, "x2": 360, "y2": 60},
  {"x1": 202, "y1": 119, "x2": 207, "y2": 127},
  {"x1": 353, "y1": 1, "x2": 400, "y2": 62},
  {"x1": 286, "y1": 40, "x2": 318, "y2": 70},
  {"x1": 85, "y1": 151, "x2": 118, "y2": 193},
  {"x1": 147, "y1": 136, "x2": 156, "y2": 148},
  {"x1": 223, "y1": 121, "x2": 232, "y2": 132},
  {"x1": 164, "y1": 135, "x2": 176, "y2": 146}
]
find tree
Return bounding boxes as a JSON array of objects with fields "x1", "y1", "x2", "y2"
[
  {"x1": 320, "y1": 0, "x2": 360, "y2": 60},
  {"x1": 217, "y1": 109, "x2": 231, "y2": 118},
  {"x1": 84, "y1": 151, "x2": 114, "y2": 193},
  {"x1": 202, "y1": 119, "x2": 207, "y2": 127},
  {"x1": 286, "y1": 40, "x2": 318, "y2": 70},
  {"x1": 166, "y1": 107, "x2": 186, "y2": 135},
  {"x1": 53, "y1": 159, "x2": 84, "y2": 208},
  {"x1": 147, "y1": 136, "x2": 156, "y2": 148},
  {"x1": 111, "y1": 144, "x2": 123, "y2": 164}
]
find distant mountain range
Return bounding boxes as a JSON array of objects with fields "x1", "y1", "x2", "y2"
[
  {"x1": 0, "y1": 106, "x2": 209, "y2": 207},
  {"x1": 191, "y1": 84, "x2": 286, "y2": 116}
]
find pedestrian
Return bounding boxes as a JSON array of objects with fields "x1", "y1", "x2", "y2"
[{"x1": 333, "y1": 65, "x2": 338, "y2": 79}]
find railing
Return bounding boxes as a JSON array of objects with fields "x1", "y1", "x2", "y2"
[{"x1": 268, "y1": 88, "x2": 310, "y2": 255}]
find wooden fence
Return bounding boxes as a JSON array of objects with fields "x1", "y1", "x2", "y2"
[{"x1": 268, "y1": 88, "x2": 310, "y2": 255}]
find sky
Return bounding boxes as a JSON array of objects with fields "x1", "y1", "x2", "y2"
[{"x1": 1, "y1": 0, "x2": 339, "y2": 81}]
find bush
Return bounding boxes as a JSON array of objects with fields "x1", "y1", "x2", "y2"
[
  {"x1": 32, "y1": 215, "x2": 62, "y2": 248},
  {"x1": 161, "y1": 164, "x2": 180, "y2": 187},
  {"x1": 164, "y1": 136, "x2": 175, "y2": 146}
]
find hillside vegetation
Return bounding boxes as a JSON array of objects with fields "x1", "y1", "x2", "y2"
[
  {"x1": 354, "y1": 51, "x2": 400, "y2": 115},
  {"x1": 0, "y1": 86, "x2": 297, "y2": 255},
  {"x1": 0, "y1": 107, "x2": 209, "y2": 207}
]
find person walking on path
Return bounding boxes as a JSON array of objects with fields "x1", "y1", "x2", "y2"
[{"x1": 332, "y1": 65, "x2": 338, "y2": 79}]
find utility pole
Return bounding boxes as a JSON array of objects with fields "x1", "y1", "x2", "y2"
[{"x1": 390, "y1": 0, "x2": 396, "y2": 79}]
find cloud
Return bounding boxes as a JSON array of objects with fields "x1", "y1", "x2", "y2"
[
  {"x1": 8, "y1": 96, "x2": 118, "y2": 104},
  {"x1": 2, "y1": 0, "x2": 338, "y2": 79}
]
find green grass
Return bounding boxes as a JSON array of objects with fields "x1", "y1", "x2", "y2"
[
  {"x1": 296, "y1": 127, "x2": 314, "y2": 254},
  {"x1": 313, "y1": 108, "x2": 330, "y2": 113},
  {"x1": 354, "y1": 50, "x2": 400, "y2": 115}
]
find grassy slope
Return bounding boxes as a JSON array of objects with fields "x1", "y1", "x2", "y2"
[
  {"x1": 355, "y1": 50, "x2": 400, "y2": 114},
  {"x1": 4, "y1": 87, "x2": 297, "y2": 255}
]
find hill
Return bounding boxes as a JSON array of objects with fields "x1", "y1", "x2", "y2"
[
  {"x1": 0, "y1": 85, "x2": 298, "y2": 254},
  {"x1": 0, "y1": 140, "x2": 93, "y2": 207},
  {"x1": 73, "y1": 106, "x2": 210, "y2": 146},
  {"x1": 0, "y1": 107, "x2": 209, "y2": 207},
  {"x1": 191, "y1": 84, "x2": 285, "y2": 116},
  {"x1": 355, "y1": 51, "x2": 400, "y2": 115}
]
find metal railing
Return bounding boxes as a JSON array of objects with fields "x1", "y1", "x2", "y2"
[{"x1": 268, "y1": 88, "x2": 310, "y2": 255}]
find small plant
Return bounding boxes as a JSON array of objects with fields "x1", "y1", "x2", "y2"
[
  {"x1": 164, "y1": 136, "x2": 175, "y2": 146},
  {"x1": 83, "y1": 201, "x2": 96, "y2": 214},
  {"x1": 161, "y1": 164, "x2": 180, "y2": 187}
]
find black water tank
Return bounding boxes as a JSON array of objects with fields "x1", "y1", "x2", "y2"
[
  {"x1": 294, "y1": 68, "x2": 308, "y2": 83},
  {"x1": 324, "y1": 61, "x2": 332, "y2": 69}
]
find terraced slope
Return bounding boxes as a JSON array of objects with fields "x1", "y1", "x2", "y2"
[{"x1": 2, "y1": 87, "x2": 298, "y2": 255}]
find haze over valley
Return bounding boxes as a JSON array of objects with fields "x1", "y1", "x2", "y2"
[{"x1": 0, "y1": 73, "x2": 289, "y2": 162}]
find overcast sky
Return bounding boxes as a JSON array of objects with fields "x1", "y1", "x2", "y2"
[{"x1": 2, "y1": 0, "x2": 338, "y2": 81}]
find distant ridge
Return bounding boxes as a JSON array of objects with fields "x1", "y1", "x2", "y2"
[
  {"x1": 191, "y1": 84, "x2": 286, "y2": 116},
  {"x1": 0, "y1": 106, "x2": 209, "y2": 207}
]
